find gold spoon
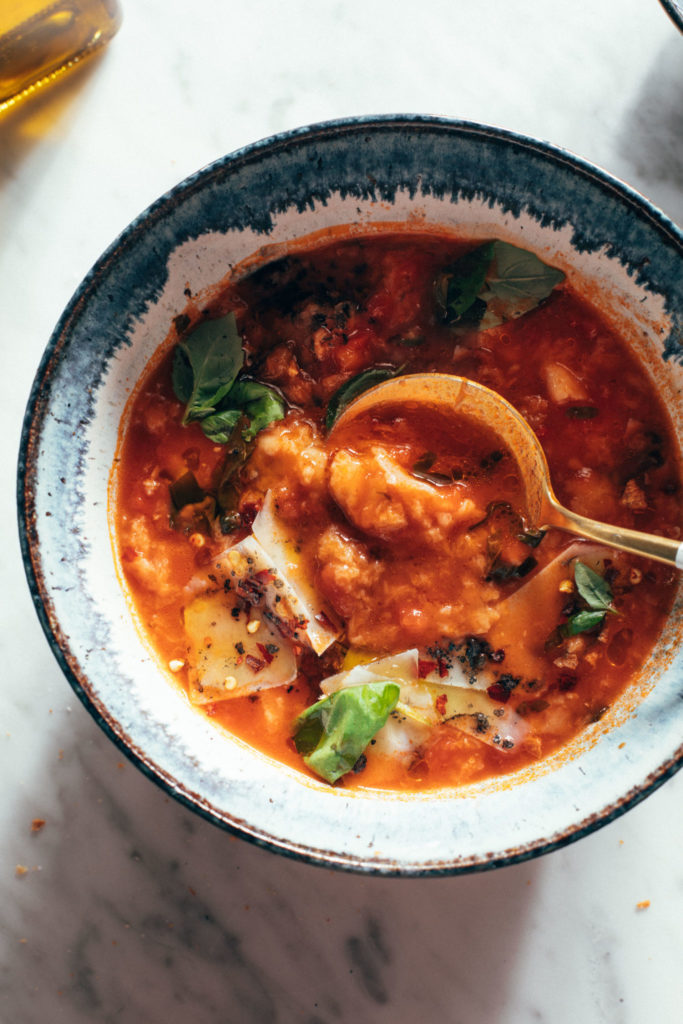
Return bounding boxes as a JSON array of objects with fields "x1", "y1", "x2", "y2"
[{"x1": 329, "y1": 372, "x2": 683, "y2": 570}]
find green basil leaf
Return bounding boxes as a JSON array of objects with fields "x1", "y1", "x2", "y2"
[
  {"x1": 228, "y1": 380, "x2": 286, "y2": 440},
  {"x1": 169, "y1": 470, "x2": 206, "y2": 510},
  {"x1": 518, "y1": 528, "x2": 546, "y2": 548},
  {"x1": 574, "y1": 560, "x2": 615, "y2": 613},
  {"x1": 564, "y1": 609, "x2": 606, "y2": 636},
  {"x1": 292, "y1": 682, "x2": 400, "y2": 784},
  {"x1": 172, "y1": 312, "x2": 244, "y2": 424},
  {"x1": 201, "y1": 382, "x2": 285, "y2": 444},
  {"x1": 435, "y1": 240, "x2": 564, "y2": 332},
  {"x1": 171, "y1": 347, "x2": 193, "y2": 404},
  {"x1": 214, "y1": 415, "x2": 251, "y2": 510},
  {"x1": 486, "y1": 555, "x2": 538, "y2": 582},
  {"x1": 485, "y1": 240, "x2": 565, "y2": 307},
  {"x1": 411, "y1": 450, "x2": 455, "y2": 486},
  {"x1": 168, "y1": 471, "x2": 216, "y2": 533},
  {"x1": 325, "y1": 365, "x2": 401, "y2": 431},
  {"x1": 200, "y1": 408, "x2": 243, "y2": 445},
  {"x1": 434, "y1": 241, "x2": 494, "y2": 325}
]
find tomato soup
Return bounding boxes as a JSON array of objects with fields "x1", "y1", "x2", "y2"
[{"x1": 113, "y1": 232, "x2": 681, "y2": 790}]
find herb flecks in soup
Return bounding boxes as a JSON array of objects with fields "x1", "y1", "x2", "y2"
[{"x1": 114, "y1": 233, "x2": 681, "y2": 790}]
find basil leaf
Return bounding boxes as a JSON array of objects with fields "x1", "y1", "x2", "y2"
[
  {"x1": 292, "y1": 682, "x2": 400, "y2": 784},
  {"x1": 172, "y1": 312, "x2": 244, "y2": 424},
  {"x1": 201, "y1": 382, "x2": 285, "y2": 444},
  {"x1": 325, "y1": 365, "x2": 401, "y2": 431},
  {"x1": 171, "y1": 348, "x2": 193, "y2": 405},
  {"x1": 574, "y1": 560, "x2": 615, "y2": 613},
  {"x1": 228, "y1": 381, "x2": 286, "y2": 440},
  {"x1": 200, "y1": 408, "x2": 243, "y2": 445},
  {"x1": 518, "y1": 528, "x2": 546, "y2": 548},
  {"x1": 486, "y1": 555, "x2": 538, "y2": 582},
  {"x1": 168, "y1": 471, "x2": 216, "y2": 533},
  {"x1": 411, "y1": 452, "x2": 453, "y2": 484},
  {"x1": 435, "y1": 240, "x2": 564, "y2": 331},
  {"x1": 169, "y1": 470, "x2": 206, "y2": 510},
  {"x1": 564, "y1": 609, "x2": 606, "y2": 636},
  {"x1": 434, "y1": 241, "x2": 494, "y2": 325},
  {"x1": 485, "y1": 240, "x2": 565, "y2": 307},
  {"x1": 412, "y1": 452, "x2": 436, "y2": 473},
  {"x1": 214, "y1": 415, "x2": 250, "y2": 510}
]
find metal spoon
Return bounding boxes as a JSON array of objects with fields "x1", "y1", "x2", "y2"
[{"x1": 329, "y1": 372, "x2": 683, "y2": 570}]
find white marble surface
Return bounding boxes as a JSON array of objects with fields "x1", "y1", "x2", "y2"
[{"x1": 1, "y1": 1, "x2": 682, "y2": 1021}]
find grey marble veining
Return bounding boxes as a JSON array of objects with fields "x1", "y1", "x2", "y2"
[
  {"x1": 3, "y1": 705, "x2": 681, "y2": 1023},
  {"x1": 1, "y1": 1, "x2": 682, "y2": 1021}
]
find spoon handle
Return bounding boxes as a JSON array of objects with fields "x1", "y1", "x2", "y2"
[{"x1": 544, "y1": 497, "x2": 683, "y2": 570}]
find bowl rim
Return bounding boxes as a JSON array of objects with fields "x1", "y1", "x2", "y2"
[
  {"x1": 660, "y1": 0, "x2": 683, "y2": 32},
  {"x1": 17, "y1": 114, "x2": 683, "y2": 876}
]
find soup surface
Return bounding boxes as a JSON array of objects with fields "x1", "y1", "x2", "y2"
[{"x1": 114, "y1": 231, "x2": 681, "y2": 790}]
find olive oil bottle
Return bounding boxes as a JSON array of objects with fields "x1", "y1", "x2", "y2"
[{"x1": 0, "y1": 0, "x2": 122, "y2": 112}]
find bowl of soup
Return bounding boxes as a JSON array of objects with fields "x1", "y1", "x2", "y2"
[{"x1": 19, "y1": 116, "x2": 683, "y2": 874}]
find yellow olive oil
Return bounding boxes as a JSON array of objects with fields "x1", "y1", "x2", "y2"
[{"x1": 0, "y1": 0, "x2": 122, "y2": 111}]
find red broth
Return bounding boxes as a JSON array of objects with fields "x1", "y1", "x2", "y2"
[{"x1": 113, "y1": 231, "x2": 681, "y2": 790}]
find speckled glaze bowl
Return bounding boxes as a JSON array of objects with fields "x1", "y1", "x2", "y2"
[
  {"x1": 18, "y1": 117, "x2": 683, "y2": 875},
  {"x1": 660, "y1": 0, "x2": 683, "y2": 32}
]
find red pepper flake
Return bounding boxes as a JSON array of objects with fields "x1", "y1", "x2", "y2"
[
  {"x1": 238, "y1": 577, "x2": 266, "y2": 604},
  {"x1": 194, "y1": 546, "x2": 212, "y2": 567},
  {"x1": 435, "y1": 694, "x2": 448, "y2": 716},
  {"x1": 245, "y1": 654, "x2": 265, "y2": 674},
  {"x1": 418, "y1": 659, "x2": 437, "y2": 678},
  {"x1": 487, "y1": 683, "x2": 511, "y2": 704},
  {"x1": 253, "y1": 568, "x2": 276, "y2": 585},
  {"x1": 276, "y1": 616, "x2": 307, "y2": 640},
  {"x1": 257, "y1": 643, "x2": 275, "y2": 665},
  {"x1": 558, "y1": 673, "x2": 577, "y2": 692},
  {"x1": 315, "y1": 610, "x2": 336, "y2": 631},
  {"x1": 240, "y1": 502, "x2": 260, "y2": 527},
  {"x1": 438, "y1": 659, "x2": 448, "y2": 679}
]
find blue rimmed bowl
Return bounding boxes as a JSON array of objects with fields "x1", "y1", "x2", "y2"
[
  {"x1": 18, "y1": 116, "x2": 683, "y2": 875},
  {"x1": 660, "y1": 0, "x2": 683, "y2": 32}
]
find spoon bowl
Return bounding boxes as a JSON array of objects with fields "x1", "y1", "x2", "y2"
[{"x1": 331, "y1": 372, "x2": 683, "y2": 570}]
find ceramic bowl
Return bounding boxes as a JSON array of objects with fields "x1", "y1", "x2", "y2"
[
  {"x1": 18, "y1": 116, "x2": 683, "y2": 875},
  {"x1": 660, "y1": 0, "x2": 683, "y2": 32}
]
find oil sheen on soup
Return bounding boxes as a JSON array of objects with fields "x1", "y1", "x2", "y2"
[{"x1": 113, "y1": 231, "x2": 681, "y2": 790}]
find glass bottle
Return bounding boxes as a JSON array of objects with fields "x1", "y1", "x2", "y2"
[{"x1": 0, "y1": 0, "x2": 122, "y2": 112}]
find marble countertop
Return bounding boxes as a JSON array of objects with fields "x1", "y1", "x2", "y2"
[{"x1": 1, "y1": 1, "x2": 682, "y2": 1021}]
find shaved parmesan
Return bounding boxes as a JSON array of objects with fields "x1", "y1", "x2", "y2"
[
  {"x1": 320, "y1": 649, "x2": 419, "y2": 694},
  {"x1": 319, "y1": 648, "x2": 527, "y2": 754},
  {"x1": 319, "y1": 649, "x2": 427, "y2": 757},
  {"x1": 399, "y1": 678, "x2": 528, "y2": 750},
  {"x1": 489, "y1": 542, "x2": 615, "y2": 680},
  {"x1": 183, "y1": 590, "x2": 297, "y2": 703},
  {"x1": 420, "y1": 652, "x2": 491, "y2": 692},
  {"x1": 215, "y1": 492, "x2": 339, "y2": 655}
]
